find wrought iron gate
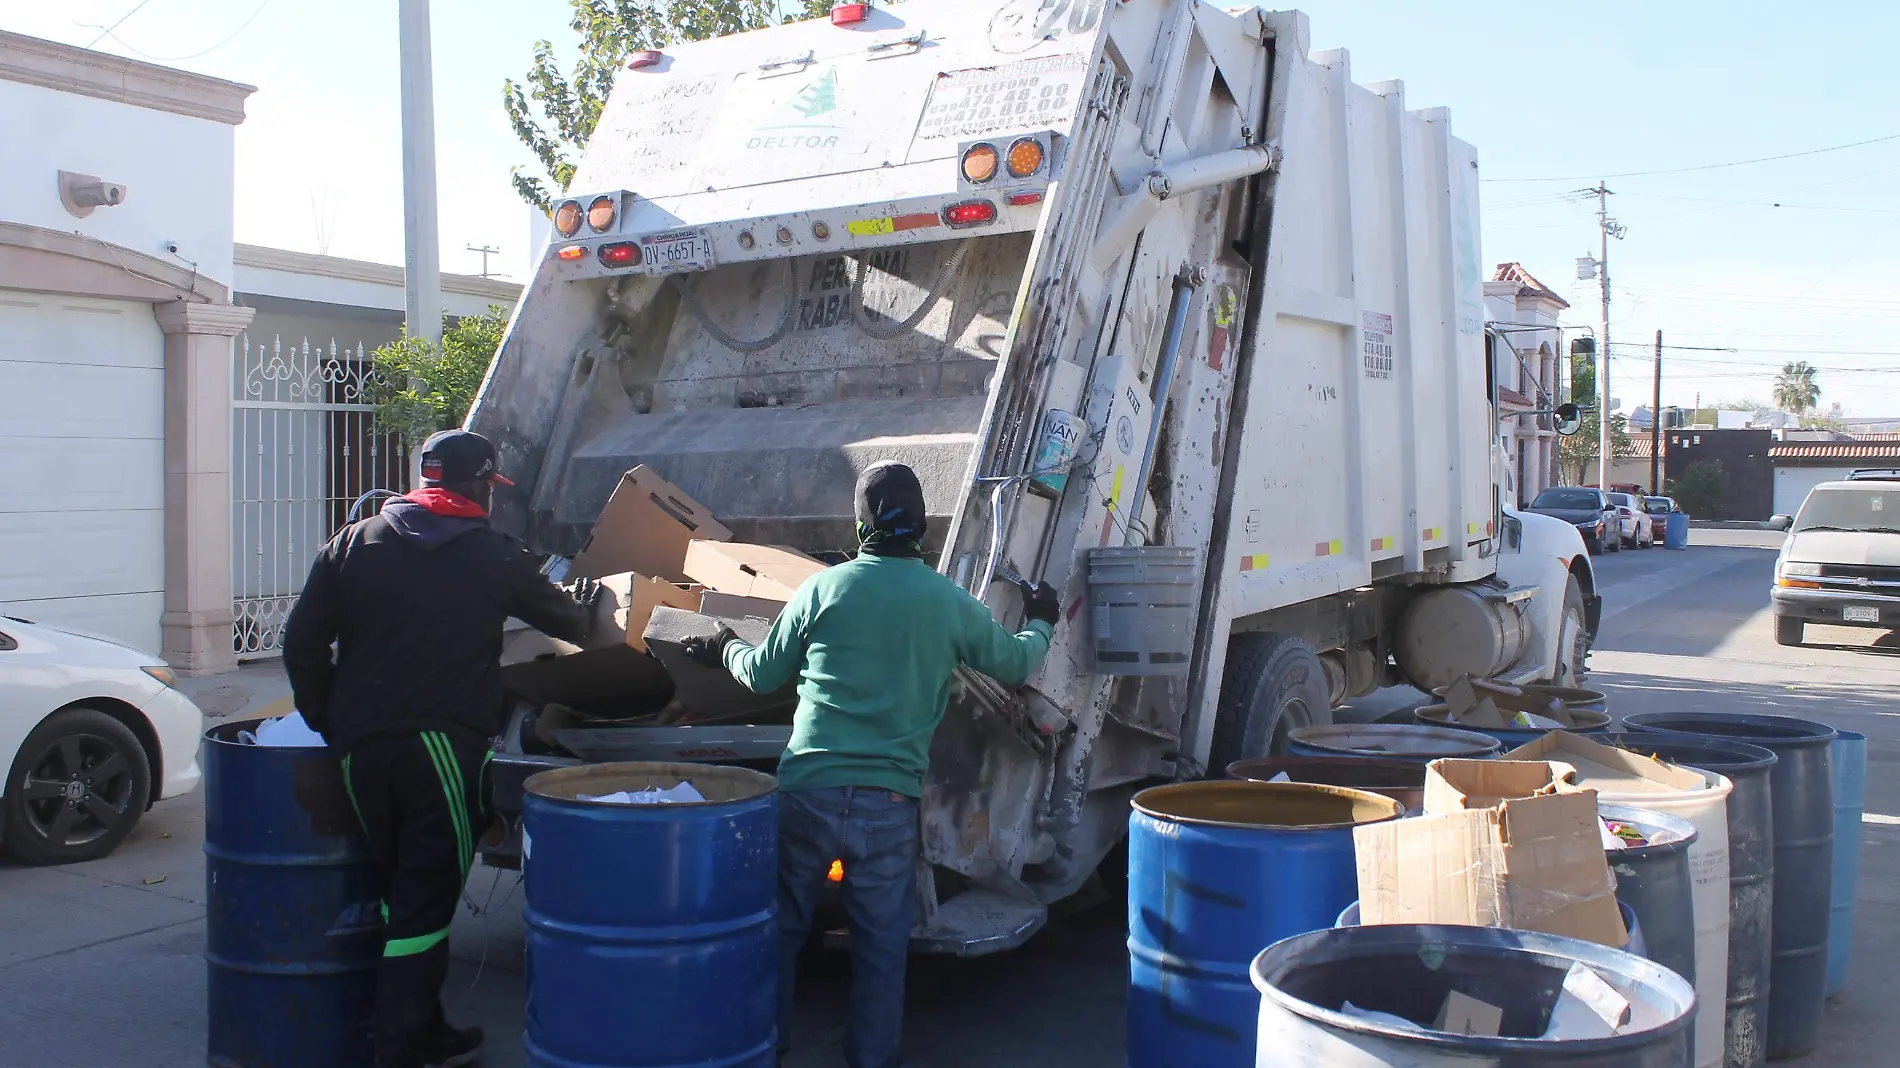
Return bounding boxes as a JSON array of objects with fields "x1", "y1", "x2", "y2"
[{"x1": 231, "y1": 335, "x2": 406, "y2": 656}]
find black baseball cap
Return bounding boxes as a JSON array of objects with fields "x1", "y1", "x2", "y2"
[{"x1": 419, "y1": 429, "x2": 514, "y2": 486}]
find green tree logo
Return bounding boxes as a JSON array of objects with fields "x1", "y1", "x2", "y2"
[{"x1": 792, "y1": 67, "x2": 838, "y2": 119}]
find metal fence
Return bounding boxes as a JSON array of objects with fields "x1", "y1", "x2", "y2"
[{"x1": 231, "y1": 335, "x2": 406, "y2": 657}]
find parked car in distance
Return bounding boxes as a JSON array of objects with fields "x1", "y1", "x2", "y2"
[
  {"x1": 0, "y1": 616, "x2": 205, "y2": 864},
  {"x1": 1644, "y1": 496, "x2": 1677, "y2": 543},
  {"x1": 1526, "y1": 487, "x2": 1619, "y2": 554},
  {"x1": 1846, "y1": 468, "x2": 1900, "y2": 482},
  {"x1": 1771, "y1": 479, "x2": 1900, "y2": 646},
  {"x1": 1607, "y1": 492, "x2": 1654, "y2": 549}
]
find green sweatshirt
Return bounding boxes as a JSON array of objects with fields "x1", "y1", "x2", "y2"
[{"x1": 722, "y1": 553, "x2": 1054, "y2": 798}]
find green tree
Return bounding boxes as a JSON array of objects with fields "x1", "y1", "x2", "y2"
[
  {"x1": 504, "y1": 0, "x2": 839, "y2": 210},
  {"x1": 1773, "y1": 360, "x2": 1821, "y2": 416},
  {"x1": 369, "y1": 306, "x2": 511, "y2": 448},
  {"x1": 1557, "y1": 356, "x2": 1633, "y2": 484},
  {"x1": 1668, "y1": 459, "x2": 1727, "y2": 519}
]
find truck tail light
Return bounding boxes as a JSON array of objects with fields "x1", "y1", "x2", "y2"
[
  {"x1": 586, "y1": 195, "x2": 617, "y2": 232},
  {"x1": 1006, "y1": 191, "x2": 1045, "y2": 206},
  {"x1": 628, "y1": 50, "x2": 663, "y2": 70},
  {"x1": 553, "y1": 200, "x2": 582, "y2": 237},
  {"x1": 961, "y1": 143, "x2": 998, "y2": 184},
  {"x1": 556, "y1": 245, "x2": 585, "y2": 261},
  {"x1": 943, "y1": 200, "x2": 997, "y2": 227},
  {"x1": 831, "y1": 3, "x2": 869, "y2": 24},
  {"x1": 597, "y1": 242, "x2": 641, "y2": 267},
  {"x1": 1006, "y1": 136, "x2": 1045, "y2": 178}
]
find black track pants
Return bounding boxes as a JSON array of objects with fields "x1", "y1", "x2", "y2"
[{"x1": 340, "y1": 730, "x2": 490, "y2": 1068}]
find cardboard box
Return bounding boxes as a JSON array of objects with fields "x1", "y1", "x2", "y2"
[
  {"x1": 1504, "y1": 731, "x2": 1708, "y2": 795},
  {"x1": 642, "y1": 606, "x2": 798, "y2": 723},
  {"x1": 1355, "y1": 759, "x2": 1627, "y2": 947},
  {"x1": 699, "y1": 590, "x2": 786, "y2": 622},
  {"x1": 683, "y1": 541, "x2": 826, "y2": 602},
  {"x1": 570, "y1": 466, "x2": 732, "y2": 583},
  {"x1": 595, "y1": 573, "x2": 703, "y2": 654}
]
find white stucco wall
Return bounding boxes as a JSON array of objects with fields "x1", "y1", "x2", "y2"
[
  {"x1": 0, "y1": 79, "x2": 235, "y2": 289},
  {"x1": 1775, "y1": 466, "x2": 1859, "y2": 517}
]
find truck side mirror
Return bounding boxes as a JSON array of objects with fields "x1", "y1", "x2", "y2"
[
  {"x1": 1768, "y1": 514, "x2": 1793, "y2": 531},
  {"x1": 1553, "y1": 403, "x2": 1583, "y2": 436}
]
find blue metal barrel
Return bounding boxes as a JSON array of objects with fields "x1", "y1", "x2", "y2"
[
  {"x1": 1599, "y1": 805, "x2": 1699, "y2": 990},
  {"x1": 203, "y1": 720, "x2": 382, "y2": 1068},
  {"x1": 1612, "y1": 735, "x2": 1778, "y2": 1068},
  {"x1": 1827, "y1": 730, "x2": 1866, "y2": 997},
  {"x1": 1626, "y1": 713, "x2": 1835, "y2": 1060},
  {"x1": 1286, "y1": 724, "x2": 1501, "y2": 762},
  {"x1": 523, "y1": 762, "x2": 778, "y2": 1068},
  {"x1": 1414, "y1": 703, "x2": 1613, "y2": 749},
  {"x1": 1252, "y1": 925, "x2": 1697, "y2": 1067},
  {"x1": 1127, "y1": 781, "x2": 1402, "y2": 1068},
  {"x1": 1666, "y1": 511, "x2": 1691, "y2": 549}
]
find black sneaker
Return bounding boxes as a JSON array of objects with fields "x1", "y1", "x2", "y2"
[{"x1": 421, "y1": 1024, "x2": 483, "y2": 1068}]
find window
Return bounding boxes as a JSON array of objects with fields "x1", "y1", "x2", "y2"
[{"x1": 1793, "y1": 487, "x2": 1900, "y2": 534}]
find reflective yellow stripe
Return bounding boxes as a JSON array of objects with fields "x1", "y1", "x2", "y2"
[{"x1": 383, "y1": 926, "x2": 449, "y2": 958}]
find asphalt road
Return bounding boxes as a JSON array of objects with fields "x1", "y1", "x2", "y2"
[{"x1": 1, "y1": 529, "x2": 1893, "y2": 1067}]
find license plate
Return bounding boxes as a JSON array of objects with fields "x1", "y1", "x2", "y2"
[
  {"x1": 639, "y1": 229, "x2": 715, "y2": 274},
  {"x1": 1844, "y1": 605, "x2": 1880, "y2": 623}
]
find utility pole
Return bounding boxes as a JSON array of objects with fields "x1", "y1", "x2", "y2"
[
  {"x1": 1576, "y1": 184, "x2": 1624, "y2": 491},
  {"x1": 398, "y1": 0, "x2": 442, "y2": 345},
  {"x1": 467, "y1": 244, "x2": 502, "y2": 279},
  {"x1": 1651, "y1": 329, "x2": 1663, "y2": 494}
]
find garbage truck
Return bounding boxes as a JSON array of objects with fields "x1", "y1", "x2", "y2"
[{"x1": 466, "y1": 0, "x2": 1600, "y2": 953}]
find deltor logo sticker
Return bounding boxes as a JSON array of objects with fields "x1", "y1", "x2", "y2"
[{"x1": 744, "y1": 66, "x2": 844, "y2": 153}]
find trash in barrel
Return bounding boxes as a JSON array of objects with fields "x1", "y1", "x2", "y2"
[
  {"x1": 1625, "y1": 712, "x2": 1835, "y2": 1060},
  {"x1": 1599, "y1": 805, "x2": 1699, "y2": 992},
  {"x1": 1827, "y1": 730, "x2": 1866, "y2": 998},
  {"x1": 1226, "y1": 755, "x2": 1427, "y2": 812},
  {"x1": 1613, "y1": 735, "x2": 1778, "y2": 1068},
  {"x1": 1126, "y1": 781, "x2": 1402, "y2": 1068},
  {"x1": 1285, "y1": 723, "x2": 1501, "y2": 762},
  {"x1": 1334, "y1": 899, "x2": 1651, "y2": 962},
  {"x1": 204, "y1": 719, "x2": 382, "y2": 1068},
  {"x1": 523, "y1": 762, "x2": 778, "y2": 1068},
  {"x1": 1250, "y1": 924, "x2": 1698, "y2": 1067}
]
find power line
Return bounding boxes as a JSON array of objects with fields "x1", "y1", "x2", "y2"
[
  {"x1": 89, "y1": 0, "x2": 274, "y2": 62},
  {"x1": 1482, "y1": 132, "x2": 1900, "y2": 183},
  {"x1": 85, "y1": 0, "x2": 160, "y2": 47}
]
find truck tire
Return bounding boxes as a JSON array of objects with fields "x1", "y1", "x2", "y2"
[
  {"x1": 1208, "y1": 632, "x2": 1330, "y2": 774},
  {"x1": 1560, "y1": 576, "x2": 1590, "y2": 684},
  {"x1": 1774, "y1": 614, "x2": 1804, "y2": 647}
]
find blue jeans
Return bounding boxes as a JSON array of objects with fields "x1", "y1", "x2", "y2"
[{"x1": 778, "y1": 786, "x2": 918, "y2": 1068}]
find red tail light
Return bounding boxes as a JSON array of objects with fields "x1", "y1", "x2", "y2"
[
  {"x1": 597, "y1": 242, "x2": 641, "y2": 268},
  {"x1": 1006, "y1": 191, "x2": 1045, "y2": 206},
  {"x1": 831, "y1": 3, "x2": 869, "y2": 24},
  {"x1": 628, "y1": 50, "x2": 663, "y2": 70},
  {"x1": 943, "y1": 200, "x2": 997, "y2": 227}
]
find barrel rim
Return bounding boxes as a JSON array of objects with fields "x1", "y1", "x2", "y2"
[
  {"x1": 1623, "y1": 711, "x2": 1837, "y2": 747},
  {"x1": 1415, "y1": 704, "x2": 1612, "y2": 732},
  {"x1": 1596, "y1": 802, "x2": 1700, "y2": 857},
  {"x1": 1287, "y1": 722, "x2": 1503, "y2": 756},
  {"x1": 1130, "y1": 780, "x2": 1403, "y2": 830},
  {"x1": 1607, "y1": 733, "x2": 1779, "y2": 772},
  {"x1": 524, "y1": 760, "x2": 778, "y2": 806},
  {"x1": 1250, "y1": 924, "x2": 1698, "y2": 1050}
]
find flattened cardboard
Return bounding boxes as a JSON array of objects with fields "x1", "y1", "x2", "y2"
[
  {"x1": 498, "y1": 644, "x2": 673, "y2": 709},
  {"x1": 570, "y1": 466, "x2": 732, "y2": 583},
  {"x1": 699, "y1": 590, "x2": 786, "y2": 622},
  {"x1": 1505, "y1": 731, "x2": 1708, "y2": 794},
  {"x1": 1435, "y1": 991, "x2": 1504, "y2": 1037},
  {"x1": 1358, "y1": 758, "x2": 1627, "y2": 947},
  {"x1": 642, "y1": 605, "x2": 798, "y2": 723},
  {"x1": 683, "y1": 541, "x2": 826, "y2": 602}
]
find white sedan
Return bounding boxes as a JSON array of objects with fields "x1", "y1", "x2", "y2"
[{"x1": 0, "y1": 615, "x2": 205, "y2": 864}]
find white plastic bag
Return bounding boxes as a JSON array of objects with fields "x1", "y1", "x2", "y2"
[
  {"x1": 251, "y1": 710, "x2": 327, "y2": 748},
  {"x1": 581, "y1": 782, "x2": 707, "y2": 805}
]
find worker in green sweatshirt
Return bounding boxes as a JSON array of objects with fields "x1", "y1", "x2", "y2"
[{"x1": 684, "y1": 460, "x2": 1058, "y2": 1068}]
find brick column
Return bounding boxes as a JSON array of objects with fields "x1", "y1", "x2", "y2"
[{"x1": 155, "y1": 301, "x2": 255, "y2": 675}]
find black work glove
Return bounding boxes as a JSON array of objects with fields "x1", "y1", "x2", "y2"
[
  {"x1": 681, "y1": 624, "x2": 740, "y2": 668},
  {"x1": 565, "y1": 577, "x2": 604, "y2": 639},
  {"x1": 1024, "y1": 581, "x2": 1060, "y2": 628}
]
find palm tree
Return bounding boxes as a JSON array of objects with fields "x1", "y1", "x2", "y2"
[{"x1": 1773, "y1": 361, "x2": 1821, "y2": 416}]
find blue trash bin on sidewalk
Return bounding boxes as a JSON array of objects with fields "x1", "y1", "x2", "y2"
[
  {"x1": 204, "y1": 719, "x2": 383, "y2": 1068},
  {"x1": 1665, "y1": 511, "x2": 1690, "y2": 549}
]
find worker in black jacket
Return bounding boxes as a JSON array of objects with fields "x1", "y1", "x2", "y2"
[{"x1": 283, "y1": 429, "x2": 594, "y2": 1068}]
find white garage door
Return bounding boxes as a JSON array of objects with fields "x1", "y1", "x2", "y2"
[
  {"x1": 0, "y1": 292, "x2": 165, "y2": 653},
  {"x1": 1774, "y1": 466, "x2": 1859, "y2": 519}
]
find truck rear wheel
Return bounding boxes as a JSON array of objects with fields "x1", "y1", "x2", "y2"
[{"x1": 1208, "y1": 633, "x2": 1330, "y2": 774}]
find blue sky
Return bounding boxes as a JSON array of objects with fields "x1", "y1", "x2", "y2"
[{"x1": 14, "y1": 0, "x2": 1899, "y2": 414}]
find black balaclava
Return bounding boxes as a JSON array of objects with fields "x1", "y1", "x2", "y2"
[{"x1": 855, "y1": 461, "x2": 927, "y2": 558}]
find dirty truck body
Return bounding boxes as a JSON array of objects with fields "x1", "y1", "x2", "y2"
[{"x1": 468, "y1": 0, "x2": 1596, "y2": 954}]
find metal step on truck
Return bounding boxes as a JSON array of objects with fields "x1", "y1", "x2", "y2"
[{"x1": 466, "y1": 0, "x2": 1600, "y2": 954}]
